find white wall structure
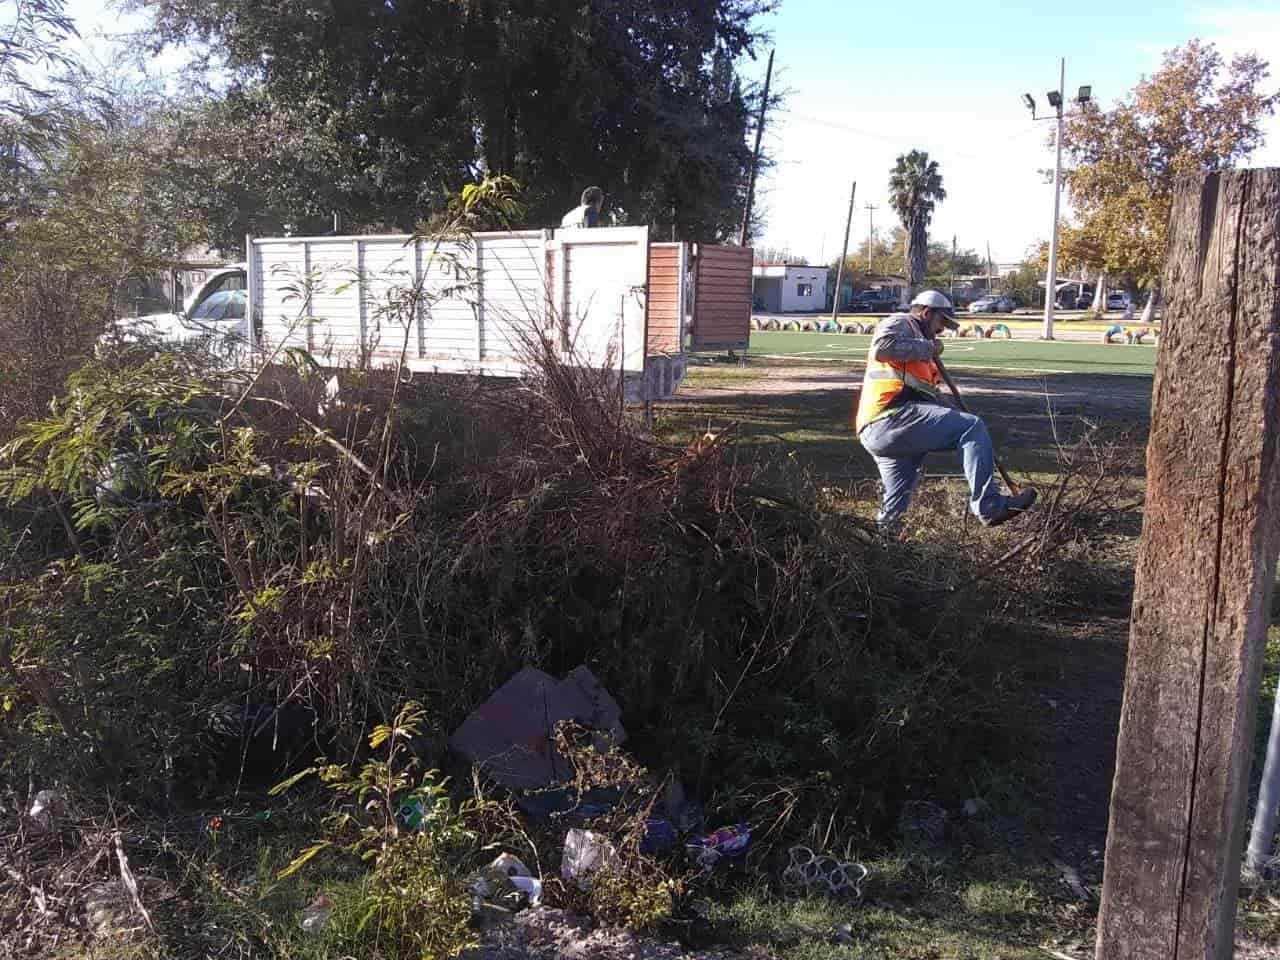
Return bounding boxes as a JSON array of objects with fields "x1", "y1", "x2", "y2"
[
  {"x1": 249, "y1": 227, "x2": 652, "y2": 377},
  {"x1": 751, "y1": 264, "x2": 828, "y2": 312}
]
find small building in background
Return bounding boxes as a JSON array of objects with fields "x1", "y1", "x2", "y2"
[{"x1": 752, "y1": 263, "x2": 828, "y2": 312}]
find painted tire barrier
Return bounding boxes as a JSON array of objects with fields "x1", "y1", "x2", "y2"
[
  {"x1": 750, "y1": 317, "x2": 762, "y2": 330},
  {"x1": 1102, "y1": 324, "x2": 1126, "y2": 344},
  {"x1": 764, "y1": 318, "x2": 781, "y2": 331},
  {"x1": 818, "y1": 319, "x2": 839, "y2": 333},
  {"x1": 841, "y1": 323, "x2": 860, "y2": 334},
  {"x1": 984, "y1": 323, "x2": 1012, "y2": 339},
  {"x1": 800, "y1": 320, "x2": 816, "y2": 332},
  {"x1": 1131, "y1": 325, "x2": 1153, "y2": 344},
  {"x1": 783, "y1": 319, "x2": 802, "y2": 332}
]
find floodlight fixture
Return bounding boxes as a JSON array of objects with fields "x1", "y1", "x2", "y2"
[
  {"x1": 1047, "y1": 90, "x2": 1063, "y2": 109},
  {"x1": 1077, "y1": 85, "x2": 1092, "y2": 103},
  {"x1": 1022, "y1": 93, "x2": 1036, "y2": 112}
]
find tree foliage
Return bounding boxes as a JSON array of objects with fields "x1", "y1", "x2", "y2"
[
  {"x1": 889, "y1": 149, "x2": 945, "y2": 293},
  {"x1": 1061, "y1": 40, "x2": 1279, "y2": 290},
  {"x1": 135, "y1": 0, "x2": 775, "y2": 241}
]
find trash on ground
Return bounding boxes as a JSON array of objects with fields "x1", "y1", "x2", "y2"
[
  {"x1": 782, "y1": 845, "x2": 868, "y2": 900},
  {"x1": 561, "y1": 828, "x2": 619, "y2": 887},
  {"x1": 833, "y1": 922, "x2": 855, "y2": 945},
  {"x1": 509, "y1": 876, "x2": 543, "y2": 906},
  {"x1": 640, "y1": 817, "x2": 678, "y2": 854},
  {"x1": 397, "y1": 794, "x2": 437, "y2": 831},
  {"x1": 516, "y1": 785, "x2": 622, "y2": 822},
  {"x1": 27, "y1": 789, "x2": 66, "y2": 834},
  {"x1": 688, "y1": 824, "x2": 751, "y2": 871},
  {"x1": 449, "y1": 666, "x2": 626, "y2": 790},
  {"x1": 299, "y1": 893, "x2": 332, "y2": 933},
  {"x1": 472, "y1": 852, "x2": 543, "y2": 911}
]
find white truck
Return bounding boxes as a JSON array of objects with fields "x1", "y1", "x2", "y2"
[{"x1": 118, "y1": 227, "x2": 711, "y2": 400}]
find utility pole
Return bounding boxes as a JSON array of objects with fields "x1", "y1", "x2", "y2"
[
  {"x1": 1021, "y1": 61, "x2": 1091, "y2": 339},
  {"x1": 865, "y1": 204, "x2": 878, "y2": 274},
  {"x1": 986, "y1": 241, "x2": 994, "y2": 294},
  {"x1": 738, "y1": 48, "x2": 775, "y2": 248},
  {"x1": 1043, "y1": 57, "x2": 1066, "y2": 339},
  {"x1": 831, "y1": 181, "x2": 856, "y2": 324},
  {"x1": 950, "y1": 234, "x2": 956, "y2": 300}
]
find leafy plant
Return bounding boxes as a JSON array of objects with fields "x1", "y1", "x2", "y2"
[{"x1": 271, "y1": 702, "x2": 486, "y2": 959}]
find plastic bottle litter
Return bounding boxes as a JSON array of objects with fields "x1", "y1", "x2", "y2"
[
  {"x1": 688, "y1": 824, "x2": 752, "y2": 870},
  {"x1": 562, "y1": 828, "x2": 619, "y2": 887},
  {"x1": 299, "y1": 893, "x2": 332, "y2": 933}
]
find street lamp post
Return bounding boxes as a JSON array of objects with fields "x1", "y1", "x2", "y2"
[{"x1": 1023, "y1": 61, "x2": 1091, "y2": 341}]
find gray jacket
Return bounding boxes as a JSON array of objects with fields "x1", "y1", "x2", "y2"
[{"x1": 870, "y1": 311, "x2": 937, "y2": 364}]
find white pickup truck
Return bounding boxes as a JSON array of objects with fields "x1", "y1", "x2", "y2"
[{"x1": 115, "y1": 264, "x2": 250, "y2": 349}]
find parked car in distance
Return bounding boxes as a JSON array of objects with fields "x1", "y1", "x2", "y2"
[
  {"x1": 968, "y1": 295, "x2": 1015, "y2": 314},
  {"x1": 849, "y1": 291, "x2": 899, "y2": 312},
  {"x1": 1106, "y1": 291, "x2": 1131, "y2": 311}
]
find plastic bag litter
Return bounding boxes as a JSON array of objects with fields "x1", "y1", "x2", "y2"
[
  {"x1": 299, "y1": 893, "x2": 332, "y2": 933},
  {"x1": 688, "y1": 824, "x2": 751, "y2": 871},
  {"x1": 472, "y1": 853, "x2": 543, "y2": 910},
  {"x1": 561, "y1": 828, "x2": 619, "y2": 887}
]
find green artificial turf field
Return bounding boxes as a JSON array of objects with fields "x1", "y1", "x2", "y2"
[{"x1": 746, "y1": 330, "x2": 1157, "y2": 377}]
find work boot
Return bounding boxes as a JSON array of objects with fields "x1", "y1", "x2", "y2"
[{"x1": 986, "y1": 488, "x2": 1037, "y2": 527}]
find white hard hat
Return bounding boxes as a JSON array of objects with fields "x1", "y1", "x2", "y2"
[{"x1": 910, "y1": 290, "x2": 958, "y2": 327}]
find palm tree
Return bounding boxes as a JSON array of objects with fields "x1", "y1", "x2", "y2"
[{"x1": 888, "y1": 150, "x2": 946, "y2": 295}]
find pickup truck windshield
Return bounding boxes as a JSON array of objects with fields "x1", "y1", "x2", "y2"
[{"x1": 190, "y1": 290, "x2": 246, "y2": 322}]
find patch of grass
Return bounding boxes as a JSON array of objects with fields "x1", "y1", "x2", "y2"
[
  {"x1": 705, "y1": 855, "x2": 1086, "y2": 960},
  {"x1": 659, "y1": 374, "x2": 1149, "y2": 490},
  {"x1": 961, "y1": 880, "x2": 1037, "y2": 917}
]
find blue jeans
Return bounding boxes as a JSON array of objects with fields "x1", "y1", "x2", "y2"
[{"x1": 859, "y1": 402, "x2": 1007, "y2": 526}]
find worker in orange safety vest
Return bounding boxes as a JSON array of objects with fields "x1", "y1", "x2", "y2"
[{"x1": 854, "y1": 290, "x2": 1036, "y2": 532}]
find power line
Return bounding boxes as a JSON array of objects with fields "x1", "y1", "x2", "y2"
[{"x1": 777, "y1": 109, "x2": 1045, "y2": 160}]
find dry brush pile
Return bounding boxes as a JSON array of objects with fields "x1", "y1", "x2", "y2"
[{"x1": 0, "y1": 329, "x2": 1146, "y2": 956}]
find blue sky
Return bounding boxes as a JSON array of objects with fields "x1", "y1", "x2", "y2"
[
  {"x1": 744, "y1": 1, "x2": 1280, "y2": 266},
  {"x1": 59, "y1": 1, "x2": 1280, "y2": 267}
]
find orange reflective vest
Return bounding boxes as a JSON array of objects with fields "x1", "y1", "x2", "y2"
[{"x1": 854, "y1": 346, "x2": 941, "y2": 433}]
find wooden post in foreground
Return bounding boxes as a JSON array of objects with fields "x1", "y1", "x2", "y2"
[{"x1": 1096, "y1": 168, "x2": 1280, "y2": 958}]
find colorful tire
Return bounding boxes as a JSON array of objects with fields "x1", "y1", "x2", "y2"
[
  {"x1": 750, "y1": 316, "x2": 762, "y2": 330},
  {"x1": 1131, "y1": 326, "x2": 1152, "y2": 343},
  {"x1": 764, "y1": 318, "x2": 781, "y2": 331},
  {"x1": 841, "y1": 322, "x2": 860, "y2": 334},
  {"x1": 984, "y1": 323, "x2": 1012, "y2": 339},
  {"x1": 783, "y1": 319, "x2": 802, "y2": 332},
  {"x1": 1102, "y1": 324, "x2": 1125, "y2": 344}
]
